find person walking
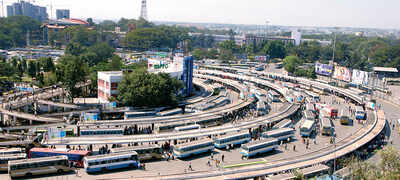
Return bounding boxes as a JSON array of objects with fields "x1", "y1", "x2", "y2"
[
  {"x1": 211, "y1": 152, "x2": 214, "y2": 160},
  {"x1": 188, "y1": 163, "x2": 193, "y2": 171},
  {"x1": 293, "y1": 145, "x2": 296, "y2": 151},
  {"x1": 222, "y1": 154, "x2": 225, "y2": 162}
]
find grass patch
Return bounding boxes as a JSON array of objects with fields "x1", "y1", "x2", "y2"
[{"x1": 222, "y1": 160, "x2": 267, "y2": 169}]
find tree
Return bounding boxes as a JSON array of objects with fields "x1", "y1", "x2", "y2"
[
  {"x1": 283, "y1": 55, "x2": 303, "y2": 73},
  {"x1": 40, "y1": 57, "x2": 55, "y2": 72},
  {"x1": 117, "y1": 69, "x2": 182, "y2": 107},
  {"x1": 65, "y1": 42, "x2": 86, "y2": 56},
  {"x1": 263, "y1": 41, "x2": 287, "y2": 59},
  {"x1": 84, "y1": 42, "x2": 115, "y2": 66},
  {"x1": 56, "y1": 55, "x2": 88, "y2": 103},
  {"x1": 109, "y1": 55, "x2": 123, "y2": 71},
  {"x1": 27, "y1": 61, "x2": 37, "y2": 77}
]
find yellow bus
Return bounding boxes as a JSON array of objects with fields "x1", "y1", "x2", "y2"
[{"x1": 8, "y1": 155, "x2": 73, "y2": 178}]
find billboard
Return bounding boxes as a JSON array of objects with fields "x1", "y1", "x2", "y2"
[
  {"x1": 333, "y1": 66, "x2": 351, "y2": 82},
  {"x1": 254, "y1": 56, "x2": 267, "y2": 62},
  {"x1": 48, "y1": 128, "x2": 66, "y2": 139},
  {"x1": 352, "y1": 69, "x2": 369, "y2": 86},
  {"x1": 315, "y1": 63, "x2": 333, "y2": 76}
]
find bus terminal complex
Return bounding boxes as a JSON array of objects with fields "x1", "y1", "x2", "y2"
[{"x1": 0, "y1": 59, "x2": 393, "y2": 180}]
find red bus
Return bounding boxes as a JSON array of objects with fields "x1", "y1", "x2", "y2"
[
  {"x1": 325, "y1": 106, "x2": 338, "y2": 118},
  {"x1": 29, "y1": 148, "x2": 91, "y2": 167}
]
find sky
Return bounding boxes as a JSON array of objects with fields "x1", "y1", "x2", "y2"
[{"x1": 3, "y1": 0, "x2": 400, "y2": 29}]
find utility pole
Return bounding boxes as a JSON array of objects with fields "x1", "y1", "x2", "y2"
[{"x1": 1, "y1": 0, "x2": 4, "y2": 17}]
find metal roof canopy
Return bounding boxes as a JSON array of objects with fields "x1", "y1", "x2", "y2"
[{"x1": 373, "y1": 67, "x2": 399, "y2": 73}]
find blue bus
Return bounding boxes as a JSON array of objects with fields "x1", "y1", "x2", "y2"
[
  {"x1": 83, "y1": 152, "x2": 140, "y2": 173},
  {"x1": 241, "y1": 138, "x2": 278, "y2": 158},
  {"x1": 173, "y1": 139, "x2": 214, "y2": 159},
  {"x1": 214, "y1": 131, "x2": 251, "y2": 149},
  {"x1": 355, "y1": 106, "x2": 365, "y2": 120},
  {"x1": 80, "y1": 128, "x2": 124, "y2": 136},
  {"x1": 300, "y1": 120, "x2": 315, "y2": 137}
]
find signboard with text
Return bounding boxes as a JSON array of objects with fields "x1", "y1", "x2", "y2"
[
  {"x1": 333, "y1": 66, "x2": 351, "y2": 82},
  {"x1": 315, "y1": 63, "x2": 333, "y2": 76},
  {"x1": 352, "y1": 69, "x2": 369, "y2": 86}
]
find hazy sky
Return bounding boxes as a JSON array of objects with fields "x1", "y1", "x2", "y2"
[{"x1": 4, "y1": 0, "x2": 400, "y2": 29}]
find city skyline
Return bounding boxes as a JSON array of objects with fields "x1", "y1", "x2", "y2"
[{"x1": 2, "y1": 0, "x2": 400, "y2": 29}]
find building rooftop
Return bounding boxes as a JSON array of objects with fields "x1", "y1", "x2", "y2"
[
  {"x1": 98, "y1": 71, "x2": 123, "y2": 76},
  {"x1": 373, "y1": 67, "x2": 399, "y2": 73}
]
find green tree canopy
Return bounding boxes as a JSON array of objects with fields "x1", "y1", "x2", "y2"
[
  {"x1": 283, "y1": 55, "x2": 303, "y2": 73},
  {"x1": 263, "y1": 41, "x2": 287, "y2": 59},
  {"x1": 117, "y1": 69, "x2": 182, "y2": 108}
]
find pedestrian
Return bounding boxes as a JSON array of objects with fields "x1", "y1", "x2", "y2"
[
  {"x1": 207, "y1": 160, "x2": 211, "y2": 167},
  {"x1": 285, "y1": 143, "x2": 288, "y2": 150},
  {"x1": 142, "y1": 163, "x2": 146, "y2": 170},
  {"x1": 75, "y1": 168, "x2": 80, "y2": 177},
  {"x1": 293, "y1": 145, "x2": 296, "y2": 151},
  {"x1": 188, "y1": 163, "x2": 193, "y2": 171},
  {"x1": 211, "y1": 152, "x2": 214, "y2": 160},
  {"x1": 222, "y1": 154, "x2": 225, "y2": 162},
  {"x1": 215, "y1": 159, "x2": 219, "y2": 167}
]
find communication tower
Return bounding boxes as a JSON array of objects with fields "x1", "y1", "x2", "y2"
[{"x1": 140, "y1": 0, "x2": 148, "y2": 20}]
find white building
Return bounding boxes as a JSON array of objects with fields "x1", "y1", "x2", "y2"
[
  {"x1": 97, "y1": 71, "x2": 123, "y2": 103},
  {"x1": 291, "y1": 30, "x2": 302, "y2": 46}
]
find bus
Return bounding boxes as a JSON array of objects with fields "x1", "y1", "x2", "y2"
[
  {"x1": 173, "y1": 139, "x2": 214, "y2": 159},
  {"x1": 272, "y1": 119, "x2": 293, "y2": 129},
  {"x1": 8, "y1": 155, "x2": 73, "y2": 178},
  {"x1": 262, "y1": 128, "x2": 295, "y2": 141},
  {"x1": 29, "y1": 148, "x2": 91, "y2": 168},
  {"x1": 300, "y1": 120, "x2": 315, "y2": 137},
  {"x1": 124, "y1": 111, "x2": 156, "y2": 120},
  {"x1": 79, "y1": 128, "x2": 124, "y2": 136},
  {"x1": 325, "y1": 106, "x2": 339, "y2": 118},
  {"x1": 110, "y1": 144, "x2": 164, "y2": 161},
  {"x1": 0, "y1": 148, "x2": 23, "y2": 155},
  {"x1": 320, "y1": 118, "x2": 333, "y2": 136},
  {"x1": 158, "y1": 108, "x2": 183, "y2": 116},
  {"x1": 34, "y1": 128, "x2": 74, "y2": 137},
  {"x1": 303, "y1": 110, "x2": 315, "y2": 121},
  {"x1": 256, "y1": 101, "x2": 267, "y2": 116},
  {"x1": 240, "y1": 138, "x2": 279, "y2": 158},
  {"x1": 305, "y1": 91, "x2": 320, "y2": 102},
  {"x1": 0, "y1": 153, "x2": 26, "y2": 172},
  {"x1": 268, "y1": 90, "x2": 280, "y2": 102},
  {"x1": 340, "y1": 109, "x2": 352, "y2": 125},
  {"x1": 174, "y1": 124, "x2": 201, "y2": 132},
  {"x1": 83, "y1": 152, "x2": 140, "y2": 173},
  {"x1": 213, "y1": 131, "x2": 251, "y2": 149},
  {"x1": 355, "y1": 106, "x2": 365, "y2": 120}
]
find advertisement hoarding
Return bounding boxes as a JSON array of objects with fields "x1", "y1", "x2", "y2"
[
  {"x1": 254, "y1": 56, "x2": 267, "y2": 62},
  {"x1": 48, "y1": 128, "x2": 66, "y2": 139},
  {"x1": 333, "y1": 66, "x2": 351, "y2": 82},
  {"x1": 352, "y1": 69, "x2": 369, "y2": 86},
  {"x1": 315, "y1": 63, "x2": 333, "y2": 76}
]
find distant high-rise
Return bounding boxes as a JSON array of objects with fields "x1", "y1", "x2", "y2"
[
  {"x1": 56, "y1": 9, "x2": 70, "y2": 19},
  {"x1": 140, "y1": 0, "x2": 148, "y2": 20},
  {"x1": 7, "y1": 1, "x2": 48, "y2": 22}
]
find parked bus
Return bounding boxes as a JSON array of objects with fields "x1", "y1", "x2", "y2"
[
  {"x1": 213, "y1": 131, "x2": 251, "y2": 149},
  {"x1": 240, "y1": 138, "x2": 279, "y2": 158},
  {"x1": 83, "y1": 152, "x2": 140, "y2": 173},
  {"x1": 303, "y1": 110, "x2": 316, "y2": 121},
  {"x1": 340, "y1": 109, "x2": 352, "y2": 125},
  {"x1": 272, "y1": 119, "x2": 293, "y2": 129},
  {"x1": 158, "y1": 108, "x2": 183, "y2": 116},
  {"x1": 0, "y1": 153, "x2": 26, "y2": 172},
  {"x1": 256, "y1": 101, "x2": 267, "y2": 116},
  {"x1": 355, "y1": 106, "x2": 365, "y2": 120},
  {"x1": 124, "y1": 111, "x2": 156, "y2": 120},
  {"x1": 8, "y1": 156, "x2": 73, "y2": 178},
  {"x1": 320, "y1": 118, "x2": 333, "y2": 136},
  {"x1": 268, "y1": 90, "x2": 280, "y2": 102},
  {"x1": 29, "y1": 148, "x2": 91, "y2": 168},
  {"x1": 173, "y1": 139, "x2": 214, "y2": 159},
  {"x1": 110, "y1": 144, "x2": 164, "y2": 161},
  {"x1": 0, "y1": 148, "x2": 23, "y2": 155},
  {"x1": 305, "y1": 91, "x2": 320, "y2": 102},
  {"x1": 34, "y1": 128, "x2": 74, "y2": 137},
  {"x1": 262, "y1": 128, "x2": 295, "y2": 141},
  {"x1": 325, "y1": 106, "x2": 339, "y2": 118},
  {"x1": 174, "y1": 124, "x2": 201, "y2": 132},
  {"x1": 300, "y1": 120, "x2": 315, "y2": 137},
  {"x1": 79, "y1": 128, "x2": 124, "y2": 136}
]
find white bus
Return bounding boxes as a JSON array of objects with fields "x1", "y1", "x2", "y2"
[
  {"x1": 0, "y1": 153, "x2": 26, "y2": 172},
  {"x1": 262, "y1": 128, "x2": 295, "y2": 142},
  {"x1": 320, "y1": 117, "x2": 333, "y2": 136},
  {"x1": 84, "y1": 152, "x2": 140, "y2": 173},
  {"x1": 0, "y1": 148, "x2": 23, "y2": 155},
  {"x1": 355, "y1": 106, "x2": 365, "y2": 120},
  {"x1": 300, "y1": 120, "x2": 315, "y2": 137},
  {"x1": 240, "y1": 138, "x2": 279, "y2": 158},
  {"x1": 124, "y1": 111, "x2": 156, "y2": 120},
  {"x1": 174, "y1": 124, "x2": 201, "y2": 132},
  {"x1": 305, "y1": 91, "x2": 320, "y2": 102},
  {"x1": 268, "y1": 90, "x2": 280, "y2": 102},
  {"x1": 256, "y1": 101, "x2": 267, "y2": 116},
  {"x1": 273, "y1": 119, "x2": 293, "y2": 129},
  {"x1": 214, "y1": 131, "x2": 251, "y2": 149},
  {"x1": 173, "y1": 139, "x2": 214, "y2": 159},
  {"x1": 8, "y1": 155, "x2": 72, "y2": 178},
  {"x1": 110, "y1": 144, "x2": 164, "y2": 161},
  {"x1": 303, "y1": 110, "x2": 315, "y2": 121}
]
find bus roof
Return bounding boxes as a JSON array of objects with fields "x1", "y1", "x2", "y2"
[
  {"x1": 29, "y1": 148, "x2": 91, "y2": 156},
  {"x1": 111, "y1": 144, "x2": 160, "y2": 152},
  {"x1": 243, "y1": 138, "x2": 278, "y2": 148},
  {"x1": 0, "y1": 148, "x2": 22, "y2": 153},
  {"x1": 84, "y1": 152, "x2": 138, "y2": 161},
  {"x1": 301, "y1": 120, "x2": 315, "y2": 129},
  {"x1": 355, "y1": 106, "x2": 364, "y2": 111},
  {"x1": 9, "y1": 155, "x2": 68, "y2": 165},
  {"x1": 320, "y1": 118, "x2": 331, "y2": 127},
  {"x1": 0, "y1": 153, "x2": 26, "y2": 160},
  {"x1": 263, "y1": 128, "x2": 294, "y2": 136},
  {"x1": 174, "y1": 139, "x2": 213, "y2": 149},
  {"x1": 216, "y1": 131, "x2": 249, "y2": 140}
]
